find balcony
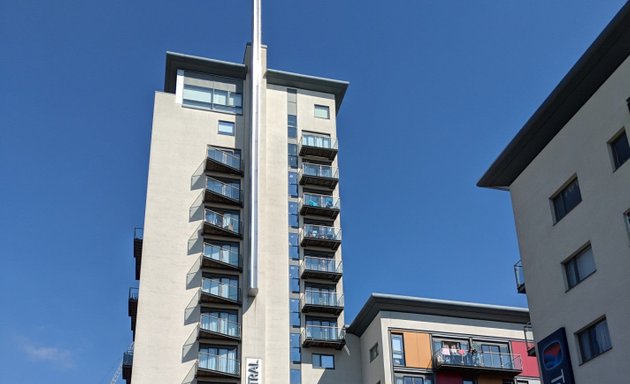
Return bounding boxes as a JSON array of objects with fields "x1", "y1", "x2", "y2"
[
  {"x1": 300, "y1": 193, "x2": 340, "y2": 219},
  {"x1": 202, "y1": 243, "x2": 241, "y2": 271},
  {"x1": 302, "y1": 325, "x2": 346, "y2": 349},
  {"x1": 206, "y1": 146, "x2": 243, "y2": 175},
  {"x1": 133, "y1": 228, "x2": 143, "y2": 280},
  {"x1": 128, "y1": 288, "x2": 138, "y2": 333},
  {"x1": 524, "y1": 322, "x2": 536, "y2": 357},
  {"x1": 122, "y1": 349, "x2": 133, "y2": 383},
  {"x1": 433, "y1": 349, "x2": 522, "y2": 376},
  {"x1": 199, "y1": 313, "x2": 241, "y2": 341},
  {"x1": 514, "y1": 260, "x2": 525, "y2": 294},
  {"x1": 300, "y1": 256, "x2": 342, "y2": 282},
  {"x1": 203, "y1": 209, "x2": 242, "y2": 238},
  {"x1": 299, "y1": 134, "x2": 338, "y2": 160},
  {"x1": 299, "y1": 163, "x2": 339, "y2": 189},
  {"x1": 200, "y1": 277, "x2": 241, "y2": 305},
  {"x1": 301, "y1": 290, "x2": 344, "y2": 315},
  {"x1": 197, "y1": 351, "x2": 240, "y2": 379},
  {"x1": 204, "y1": 177, "x2": 242, "y2": 207},
  {"x1": 301, "y1": 224, "x2": 341, "y2": 250}
]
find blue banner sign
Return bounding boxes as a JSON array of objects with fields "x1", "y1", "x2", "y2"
[{"x1": 538, "y1": 327, "x2": 575, "y2": 384}]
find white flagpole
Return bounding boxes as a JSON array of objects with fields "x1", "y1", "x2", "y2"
[{"x1": 249, "y1": 0, "x2": 261, "y2": 297}]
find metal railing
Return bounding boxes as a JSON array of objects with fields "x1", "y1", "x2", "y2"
[
  {"x1": 302, "y1": 290, "x2": 344, "y2": 307},
  {"x1": 301, "y1": 163, "x2": 338, "y2": 179},
  {"x1": 300, "y1": 193, "x2": 340, "y2": 210},
  {"x1": 134, "y1": 227, "x2": 144, "y2": 240},
  {"x1": 198, "y1": 351, "x2": 240, "y2": 375},
  {"x1": 129, "y1": 287, "x2": 139, "y2": 301},
  {"x1": 302, "y1": 224, "x2": 342, "y2": 241},
  {"x1": 206, "y1": 177, "x2": 241, "y2": 201},
  {"x1": 524, "y1": 322, "x2": 535, "y2": 354},
  {"x1": 204, "y1": 209, "x2": 241, "y2": 234},
  {"x1": 514, "y1": 260, "x2": 525, "y2": 292},
  {"x1": 200, "y1": 313, "x2": 241, "y2": 338},
  {"x1": 300, "y1": 134, "x2": 337, "y2": 150},
  {"x1": 433, "y1": 349, "x2": 522, "y2": 371},
  {"x1": 203, "y1": 243, "x2": 240, "y2": 267},
  {"x1": 301, "y1": 256, "x2": 342, "y2": 274},
  {"x1": 302, "y1": 325, "x2": 345, "y2": 341},
  {"x1": 207, "y1": 146, "x2": 241, "y2": 171},
  {"x1": 123, "y1": 349, "x2": 134, "y2": 366},
  {"x1": 201, "y1": 278, "x2": 240, "y2": 302}
]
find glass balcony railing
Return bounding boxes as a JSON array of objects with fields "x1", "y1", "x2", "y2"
[
  {"x1": 302, "y1": 163, "x2": 338, "y2": 179},
  {"x1": 123, "y1": 350, "x2": 134, "y2": 366},
  {"x1": 204, "y1": 209, "x2": 241, "y2": 234},
  {"x1": 134, "y1": 227, "x2": 144, "y2": 240},
  {"x1": 129, "y1": 287, "x2": 139, "y2": 301},
  {"x1": 301, "y1": 134, "x2": 337, "y2": 150},
  {"x1": 523, "y1": 322, "x2": 536, "y2": 356},
  {"x1": 302, "y1": 256, "x2": 342, "y2": 274},
  {"x1": 198, "y1": 351, "x2": 240, "y2": 376},
  {"x1": 303, "y1": 325, "x2": 345, "y2": 341},
  {"x1": 514, "y1": 260, "x2": 525, "y2": 293},
  {"x1": 200, "y1": 313, "x2": 241, "y2": 338},
  {"x1": 302, "y1": 224, "x2": 341, "y2": 241},
  {"x1": 201, "y1": 278, "x2": 240, "y2": 302},
  {"x1": 301, "y1": 193, "x2": 339, "y2": 210},
  {"x1": 303, "y1": 290, "x2": 343, "y2": 307},
  {"x1": 203, "y1": 243, "x2": 239, "y2": 268},
  {"x1": 433, "y1": 349, "x2": 522, "y2": 372},
  {"x1": 207, "y1": 146, "x2": 241, "y2": 172},
  {"x1": 206, "y1": 177, "x2": 241, "y2": 202}
]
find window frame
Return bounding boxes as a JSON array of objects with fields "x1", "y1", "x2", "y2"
[
  {"x1": 312, "y1": 353, "x2": 335, "y2": 369},
  {"x1": 576, "y1": 317, "x2": 612, "y2": 363},
  {"x1": 390, "y1": 333, "x2": 405, "y2": 366},
  {"x1": 563, "y1": 243, "x2": 596, "y2": 290},
  {"x1": 609, "y1": 128, "x2": 630, "y2": 171},
  {"x1": 218, "y1": 120, "x2": 235, "y2": 136},
  {"x1": 369, "y1": 343, "x2": 379, "y2": 362},
  {"x1": 314, "y1": 104, "x2": 330, "y2": 119},
  {"x1": 550, "y1": 176, "x2": 582, "y2": 223}
]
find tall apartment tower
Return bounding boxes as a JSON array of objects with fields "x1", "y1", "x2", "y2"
[
  {"x1": 124, "y1": 45, "x2": 358, "y2": 384},
  {"x1": 479, "y1": 3, "x2": 630, "y2": 383}
]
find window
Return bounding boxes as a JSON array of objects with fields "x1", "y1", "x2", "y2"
[
  {"x1": 394, "y1": 375, "x2": 432, "y2": 384},
  {"x1": 288, "y1": 114, "x2": 298, "y2": 138},
  {"x1": 218, "y1": 121, "x2": 235, "y2": 136},
  {"x1": 288, "y1": 172, "x2": 298, "y2": 197},
  {"x1": 290, "y1": 333, "x2": 301, "y2": 364},
  {"x1": 288, "y1": 143, "x2": 298, "y2": 169},
  {"x1": 290, "y1": 299, "x2": 301, "y2": 327},
  {"x1": 577, "y1": 318, "x2": 612, "y2": 362},
  {"x1": 391, "y1": 334, "x2": 405, "y2": 366},
  {"x1": 181, "y1": 76, "x2": 243, "y2": 115},
  {"x1": 625, "y1": 211, "x2": 630, "y2": 240},
  {"x1": 610, "y1": 130, "x2": 630, "y2": 170},
  {"x1": 289, "y1": 265, "x2": 300, "y2": 293},
  {"x1": 289, "y1": 233, "x2": 299, "y2": 260},
  {"x1": 312, "y1": 353, "x2": 334, "y2": 369},
  {"x1": 369, "y1": 343, "x2": 379, "y2": 362},
  {"x1": 564, "y1": 245, "x2": 596, "y2": 289},
  {"x1": 463, "y1": 380, "x2": 476, "y2": 384},
  {"x1": 289, "y1": 202, "x2": 299, "y2": 228},
  {"x1": 290, "y1": 368, "x2": 301, "y2": 384},
  {"x1": 314, "y1": 105, "x2": 330, "y2": 119},
  {"x1": 551, "y1": 177, "x2": 582, "y2": 222}
]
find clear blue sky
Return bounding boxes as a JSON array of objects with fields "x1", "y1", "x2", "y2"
[{"x1": 0, "y1": 0, "x2": 625, "y2": 382}]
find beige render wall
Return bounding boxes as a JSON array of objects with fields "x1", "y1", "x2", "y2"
[
  {"x1": 509, "y1": 56, "x2": 630, "y2": 382},
  {"x1": 358, "y1": 313, "x2": 385, "y2": 384}
]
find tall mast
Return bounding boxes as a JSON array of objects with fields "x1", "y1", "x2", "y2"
[{"x1": 249, "y1": 0, "x2": 261, "y2": 297}]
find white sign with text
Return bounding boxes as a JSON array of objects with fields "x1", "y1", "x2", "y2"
[{"x1": 246, "y1": 358, "x2": 262, "y2": 384}]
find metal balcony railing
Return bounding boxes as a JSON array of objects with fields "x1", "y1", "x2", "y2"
[
  {"x1": 303, "y1": 325, "x2": 345, "y2": 341},
  {"x1": 134, "y1": 227, "x2": 144, "y2": 240},
  {"x1": 433, "y1": 349, "x2": 522, "y2": 372},
  {"x1": 301, "y1": 163, "x2": 338, "y2": 179},
  {"x1": 524, "y1": 322, "x2": 536, "y2": 356},
  {"x1": 204, "y1": 209, "x2": 241, "y2": 235},
  {"x1": 200, "y1": 313, "x2": 241, "y2": 339},
  {"x1": 198, "y1": 351, "x2": 240, "y2": 376},
  {"x1": 302, "y1": 224, "x2": 341, "y2": 241},
  {"x1": 302, "y1": 290, "x2": 344, "y2": 307},
  {"x1": 301, "y1": 134, "x2": 337, "y2": 150},
  {"x1": 201, "y1": 278, "x2": 240, "y2": 303},
  {"x1": 207, "y1": 146, "x2": 242, "y2": 173},
  {"x1": 206, "y1": 177, "x2": 241, "y2": 202},
  {"x1": 203, "y1": 243, "x2": 240, "y2": 268},
  {"x1": 301, "y1": 256, "x2": 342, "y2": 274},
  {"x1": 129, "y1": 287, "x2": 139, "y2": 301},
  {"x1": 301, "y1": 193, "x2": 339, "y2": 209},
  {"x1": 123, "y1": 350, "x2": 134, "y2": 366},
  {"x1": 514, "y1": 260, "x2": 525, "y2": 294}
]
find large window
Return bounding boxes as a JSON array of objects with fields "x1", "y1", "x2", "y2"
[
  {"x1": 391, "y1": 334, "x2": 405, "y2": 366},
  {"x1": 290, "y1": 368, "x2": 301, "y2": 384},
  {"x1": 289, "y1": 233, "x2": 299, "y2": 260},
  {"x1": 288, "y1": 172, "x2": 298, "y2": 197},
  {"x1": 312, "y1": 353, "x2": 334, "y2": 369},
  {"x1": 551, "y1": 177, "x2": 582, "y2": 222},
  {"x1": 290, "y1": 298, "x2": 301, "y2": 327},
  {"x1": 564, "y1": 245, "x2": 596, "y2": 289},
  {"x1": 577, "y1": 318, "x2": 612, "y2": 363},
  {"x1": 288, "y1": 114, "x2": 298, "y2": 139},
  {"x1": 182, "y1": 83, "x2": 242, "y2": 114},
  {"x1": 289, "y1": 265, "x2": 300, "y2": 293},
  {"x1": 288, "y1": 143, "x2": 298, "y2": 168},
  {"x1": 610, "y1": 130, "x2": 630, "y2": 170},
  {"x1": 314, "y1": 105, "x2": 330, "y2": 119},
  {"x1": 394, "y1": 375, "x2": 432, "y2": 384},
  {"x1": 290, "y1": 333, "x2": 301, "y2": 364},
  {"x1": 289, "y1": 202, "x2": 299, "y2": 228}
]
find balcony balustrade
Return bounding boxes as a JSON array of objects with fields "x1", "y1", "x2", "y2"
[
  {"x1": 301, "y1": 290, "x2": 344, "y2": 315},
  {"x1": 301, "y1": 224, "x2": 341, "y2": 250},
  {"x1": 206, "y1": 146, "x2": 242, "y2": 175},
  {"x1": 300, "y1": 256, "x2": 342, "y2": 282},
  {"x1": 202, "y1": 243, "x2": 241, "y2": 270},
  {"x1": 302, "y1": 325, "x2": 346, "y2": 349},
  {"x1": 128, "y1": 288, "x2": 138, "y2": 334},
  {"x1": 514, "y1": 260, "x2": 525, "y2": 294},
  {"x1": 199, "y1": 313, "x2": 241, "y2": 341},
  {"x1": 133, "y1": 227, "x2": 143, "y2": 280},
  {"x1": 122, "y1": 349, "x2": 133, "y2": 382},
  {"x1": 203, "y1": 209, "x2": 242, "y2": 238},
  {"x1": 433, "y1": 349, "x2": 522, "y2": 375},
  {"x1": 197, "y1": 351, "x2": 240, "y2": 379},
  {"x1": 524, "y1": 322, "x2": 536, "y2": 357},
  {"x1": 299, "y1": 163, "x2": 339, "y2": 189},
  {"x1": 200, "y1": 277, "x2": 241, "y2": 305},
  {"x1": 204, "y1": 177, "x2": 242, "y2": 206},
  {"x1": 299, "y1": 134, "x2": 338, "y2": 160},
  {"x1": 300, "y1": 193, "x2": 340, "y2": 219}
]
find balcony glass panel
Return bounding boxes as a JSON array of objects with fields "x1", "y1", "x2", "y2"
[
  {"x1": 302, "y1": 193, "x2": 339, "y2": 209},
  {"x1": 201, "y1": 313, "x2": 241, "y2": 338},
  {"x1": 203, "y1": 243, "x2": 239, "y2": 267},
  {"x1": 202, "y1": 277, "x2": 239, "y2": 301},
  {"x1": 207, "y1": 147, "x2": 241, "y2": 170},
  {"x1": 514, "y1": 260, "x2": 525, "y2": 291},
  {"x1": 198, "y1": 350, "x2": 239, "y2": 375},
  {"x1": 301, "y1": 134, "x2": 336, "y2": 149},
  {"x1": 205, "y1": 209, "x2": 240, "y2": 233},
  {"x1": 303, "y1": 224, "x2": 341, "y2": 241},
  {"x1": 304, "y1": 325, "x2": 343, "y2": 341},
  {"x1": 303, "y1": 163, "x2": 336, "y2": 178},
  {"x1": 206, "y1": 177, "x2": 241, "y2": 201},
  {"x1": 123, "y1": 350, "x2": 134, "y2": 365},
  {"x1": 433, "y1": 348, "x2": 522, "y2": 371},
  {"x1": 304, "y1": 290, "x2": 342, "y2": 307},
  {"x1": 303, "y1": 256, "x2": 339, "y2": 273}
]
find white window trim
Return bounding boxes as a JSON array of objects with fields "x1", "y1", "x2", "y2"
[{"x1": 175, "y1": 69, "x2": 184, "y2": 104}]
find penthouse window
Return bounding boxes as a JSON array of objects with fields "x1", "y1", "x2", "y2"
[
  {"x1": 551, "y1": 177, "x2": 582, "y2": 222},
  {"x1": 610, "y1": 129, "x2": 630, "y2": 170},
  {"x1": 181, "y1": 71, "x2": 243, "y2": 114},
  {"x1": 564, "y1": 245, "x2": 596, "y2": 289},
  {"x1": 577, "y1": 317, "x2": 612, "y2": 363},
  {"x1": 391, "y1": 334, "x2": 405, "y2": 366}
]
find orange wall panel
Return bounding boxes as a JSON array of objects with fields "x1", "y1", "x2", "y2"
[
  {"x1": 477, "y1": 376, "x2": 503, "y2": 384},
  {"x1": 403, "y1": 332, "x2": 432, "y2": 369}
]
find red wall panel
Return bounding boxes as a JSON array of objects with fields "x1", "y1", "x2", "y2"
[
  {"x1": 511, "y1": 340, "x2": 541, "y2": 378},
  {"x1": 436, "y1": 372, "x2": 462, "y2": 384}
]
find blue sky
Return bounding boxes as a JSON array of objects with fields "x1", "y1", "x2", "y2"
[{"x1": 0, "y1": 0, "x2": 626, "y2": 382}]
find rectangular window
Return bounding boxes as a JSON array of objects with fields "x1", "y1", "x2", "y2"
[
  {"x1": 289, "y1": 265, "x2": 300, "y2": 293},
  {"x1": 391, "y1": 334, "x2": 405, "y2": 366},
  {"x1": 288, "y1": 172, "x2": 298, "y2": 197},
  {"x1": 564, "y1": 245, "x2": 596, "y2": 289},
  {"x1": 289, "y1": 202, "x2": 299, "y2": 228},
  {"x1": 552, "y1": 177, "x2": 582, "y2": 222},
  {"x1": 577, "y1": 318, "x2": 612, "y2": 362},
  {"x1": 289, "y1": 233, "x2": 299, "y2": 260},
  {"x1": 290, "y1": 368, "x2": 301, "y2": 384},
  {"x1": 312, "y1": 353, "x2": 335, "y2": 369},
  {"x1": 288, "y1": 143, "x2": 298, "y2": 169},
  {"x1": 394, "y1": 375, "x2": 432, "y2": 384},
  {"x1": 369, "y1": 343, "x2": 379, "y2": 362},
  {"x1": 314, "y1": 105, "x2": 330, "y2": 119},
  {"x1": 463, "y1": 380, "x2": 476, "y2": 384},
  {"x1": 290, "y1": 298, "x2": 301, "y2": 327},
  {"x1": 181, "y1": 73, "x2": 243, "y2": 115},
  {"x1": 290, "y1": 333, "x2": 301, "y2": 364},
  {"x1": 610, "y1": 130, "x2": 630, "y2": 170},
  {"x1": 218, "y1": 121, "x2": 235, "y2": 136},
  {"x1": 288, "y1": 114, "x2": 298, "y2": 139}
]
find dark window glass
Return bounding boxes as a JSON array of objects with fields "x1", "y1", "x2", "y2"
[
  {"x1": 290, "y1": 368, "x2": 301, "y2": 384},
  {"x1": 289, "y1": 202, "x2": 299, "y2": 228},
  {"x1": 290, "y1": 265, "x2": 300, "y2": 293},
  {"x1": 578, "y1": 318, "x2": 612, "y2": 362},
  {"x1": 290, "y1": 333, "x2": 301, "y2": 363},
  {"x1": 552, "y1": 178, "x2": 582, "y2": 222},
  {"x1": 611, "y1": 131, "x2": 630, "y2": 169},
  {"x1": 290, "y1": 298, "x2": 301, "y2": 327},
  {"x1": 288, "y1": 172, "x2": 298, "y2": 197},
  {"x1": 288, "y1": 114, "x2": 298, "y2": 139},
  {"x1": 369, "y1": 343, "x2": 379, "y2": 362},
  {"x1": 312, "y1": 354, "x2": 334, "y2": 369},
  {"x1": 565, "y1": 246, "x2": 596, "y2": 289}
]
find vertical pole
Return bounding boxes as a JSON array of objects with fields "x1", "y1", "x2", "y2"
[{"x1": 249, "y1": 0, "x2": 261, "y2": 297}]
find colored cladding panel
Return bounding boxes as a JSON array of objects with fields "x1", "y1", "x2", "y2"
[
  {"x1": 477, "y1": 376, "x2": 502, "y2": 384},
  {"x1": 537, "y1": 328, "x2": 575, "y2": 384},
  {"x1": 403, "y1": 332, "x2": 432, "y2": 369},
  {"x1": 511, "y1": 340, "x2": 540, "y2": 378},
  {"x1": 435, "y1": 372, "x2": 461, "y2": 384}
]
